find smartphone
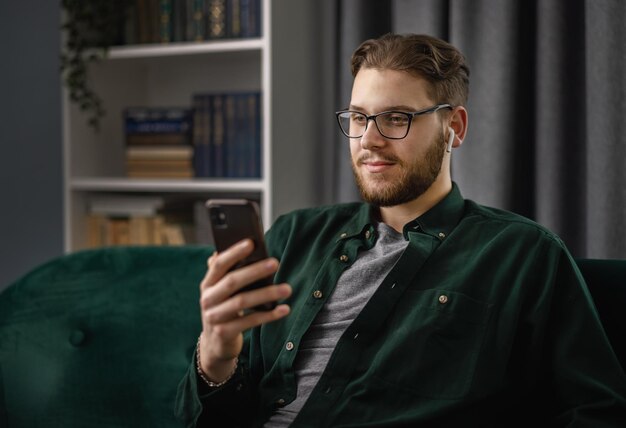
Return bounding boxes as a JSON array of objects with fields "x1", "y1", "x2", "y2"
[{"x1": 206, "y1": 199, "x2": 276, "y2": 311}]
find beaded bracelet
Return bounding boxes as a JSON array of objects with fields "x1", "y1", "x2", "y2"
[{"x1": 196, "y1": 335, "x2": 239, "y2": 388}]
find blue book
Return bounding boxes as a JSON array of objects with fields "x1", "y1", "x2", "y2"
[
  {"x1": 191, "y1": 95, "x2": 207, "y2": 177},
  {"x1": 249, "y1": 92, "x2": 261, "y2": 177},
  {"x1": 212, "y1": 94, "x2": 225, "y2": 177},
  {"x1": 124, "y1": 107, "x2": 192, "y2": 146},
  {"x1": 224, "y1": 94, "x2": 237, "y2": 177},
  {"x1": 235, "y1": 93, "x2": 248, "y2": 177}
]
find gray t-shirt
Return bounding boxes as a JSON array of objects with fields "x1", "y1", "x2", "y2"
[{"x1": 265, "y1": 222, "x2": 408, "y2": 427}]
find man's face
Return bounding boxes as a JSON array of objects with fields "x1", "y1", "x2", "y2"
[{"x1": 349, "y1": 68, "x2": 447, "y2": 207}]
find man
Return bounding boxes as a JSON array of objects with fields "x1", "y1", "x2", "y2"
[{"x1": 176, "y1": 34, "x2": 626, "y2": 427}]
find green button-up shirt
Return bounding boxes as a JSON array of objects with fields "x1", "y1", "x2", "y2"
[{"x1": 176, "y1": 184, "x2": 626, "y2": 427}]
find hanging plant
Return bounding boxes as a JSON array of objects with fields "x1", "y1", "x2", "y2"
[{"x1": 60, "y1": 0, "x2": 132, "y2": 130}]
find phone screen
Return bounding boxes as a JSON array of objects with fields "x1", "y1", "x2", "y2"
[{"x1": 206, "y1": 199, "x2": 276, "y2": 311}]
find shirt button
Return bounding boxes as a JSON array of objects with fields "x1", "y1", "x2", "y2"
[
  {"x1": 438, "y1": 295, "x2": 448, "y2": 304},
  {"x1": 365, "y1": 230, "x2": 371, "y2": 239},
  {"x1": 276, "y1": 398, "x2": 286, "y2": 407},
  {"x1": 438, "y1": 232, "x2": 446, "y2": 239},
  {"x1": 340, "y1": 232, "x2": 347, "y2": 238},
  {"x1": 312, "y1": 290, "x2": 323, "y2": 299},
  {"x1": 285, "y1": 341, "x2": 294, "y2": 351},
  {"x1": 339, "y1": 254, "x2": 349, "y2": 262}
]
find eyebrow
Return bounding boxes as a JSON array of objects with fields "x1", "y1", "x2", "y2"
[{"x1": 349, "y1": 104, "x2": 419, "y2": 112}]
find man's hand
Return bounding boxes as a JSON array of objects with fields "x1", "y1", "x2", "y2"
[{"x1": 198, "y1": 239, "x2": 292, "y2": 383}]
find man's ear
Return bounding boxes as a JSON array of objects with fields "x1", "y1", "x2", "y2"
[{"x1": 448, "y1": 106, "x2": 468, "y2": 149}]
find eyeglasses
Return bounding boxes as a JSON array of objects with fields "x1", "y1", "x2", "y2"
[{"x1": 335, "y1": 104, "x2": 453, "y2": 139}]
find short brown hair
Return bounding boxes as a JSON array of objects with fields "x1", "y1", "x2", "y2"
[{"x1": 351, "y1": 33, "x2": 470, "y2": 106}]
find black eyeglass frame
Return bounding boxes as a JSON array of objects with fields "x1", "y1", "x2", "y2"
[{"x1": 335, "y1": 103, "x2": 454, "y2": 139}]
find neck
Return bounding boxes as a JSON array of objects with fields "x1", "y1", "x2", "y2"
[{"x1": 379, "y1": 174, "x2": 452, "y2": 233}]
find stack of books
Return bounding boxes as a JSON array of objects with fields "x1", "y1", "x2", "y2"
[
  {"x1": 124, "y1": 107, "x2": 194, "y2": 179},
  {"x1": 192, "y1": 91, "x2": 261, "y2": 178},
  {"x1": 86, "y1": 195, "x2": 192, "y2": 247},
  {"x1": 126, "y1": 0, "x2": 262, "y2": 45}
]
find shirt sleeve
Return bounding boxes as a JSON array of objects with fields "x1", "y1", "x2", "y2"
[
  {"x1": 173, "y1": 215, "x2": 296, "y2": 427},
  {"x1": 174, "y1": 347, "x2": 256, "y2": 428}
]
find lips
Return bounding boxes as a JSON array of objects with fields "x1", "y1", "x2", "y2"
[{"x1": 359, "y1": 157, "x2": 397, "y2": 173}]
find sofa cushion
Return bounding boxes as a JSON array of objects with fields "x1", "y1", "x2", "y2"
[
  {"x1": 0, "y1": 246, "x2": 212, "y2": 428},
  {"x1": 576, "y1": 258, "x2": 626, "y2": 371}
]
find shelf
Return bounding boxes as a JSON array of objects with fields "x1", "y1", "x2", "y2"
[
  {"x1": 103, "y1": 38, "x2": 264, "y2": 60},
  {"x1": 63, "y1": 0, "x2": 273, "y2": 252},
  {"x1": 70, "y1": 177, "x2": 266, "y2": 193}
]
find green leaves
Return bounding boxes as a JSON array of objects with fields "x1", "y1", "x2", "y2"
[{"x1": 60, "y1": 0, "x2": 131, "y2": 130}]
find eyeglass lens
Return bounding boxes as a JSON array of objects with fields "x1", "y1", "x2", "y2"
[{"x1": 337, "y1": 112, "x2": 411, "y2": 139}]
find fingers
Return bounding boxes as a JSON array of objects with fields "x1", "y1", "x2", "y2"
[
  {"x1": 207, "y1": 304, "x2": 291, "y2": 344},
  {"x1": 202, "y1": 283, "x2": 292, "y2": 324},
  {"x1": 200, "y1": 284, "x2": 291, "y2": 363},
  {"x1": 201, "y1": 258, "x2": 280, "y2": 310},
  {"x1": 200, "y1": 239, "x2": 255, "y2": 291},
  {"x1": 197, "y1": 238, "x2": 291, "y2": 366}
]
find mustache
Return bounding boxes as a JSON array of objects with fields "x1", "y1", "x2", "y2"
[{"x1": 356, "y1": 154, "x2": 401, "y2": 165}]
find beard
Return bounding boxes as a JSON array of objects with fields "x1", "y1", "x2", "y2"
[{"x1": 352, "y1": 129, "x2": 446, "y2": 207}]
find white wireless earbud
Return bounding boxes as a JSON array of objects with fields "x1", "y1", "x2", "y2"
[{"x1": 446, "y1": 127, "x2": 455, "y2": 153}]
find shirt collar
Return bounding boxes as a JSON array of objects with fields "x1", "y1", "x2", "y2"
[
  {"x1": 403, "y1": 182, "x2": 465, "y2": 240},
  {"x1": 338, "y1": 182, "x2": 466, "y2": 242},
  {"x1": 336, "y1": 203, "x2": 374, "y2": 241}
]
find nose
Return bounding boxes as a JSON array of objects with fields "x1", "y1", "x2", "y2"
[{"x1": 360, "y1": 118, "x2": 386, "y2": 150}]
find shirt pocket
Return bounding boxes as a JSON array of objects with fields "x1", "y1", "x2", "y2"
[{"x1": 370, "y1": 288, "x2": 492, "y2": 399}]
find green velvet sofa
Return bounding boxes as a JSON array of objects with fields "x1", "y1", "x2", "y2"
[
  {"x1": 0, "y1": 246, "x2": 212, "y2": 427},
  {"x1": 0, "y1": 247, "x2": 624, "y2": 427}
]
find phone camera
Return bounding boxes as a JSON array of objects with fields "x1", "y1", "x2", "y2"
[{"x1": 209, "y1": 207, "x2": 228, "y2": 227}]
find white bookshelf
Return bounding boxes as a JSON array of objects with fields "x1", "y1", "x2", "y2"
[{"x1": 62, "y1": 0, "x2": 272, "y2": 251}]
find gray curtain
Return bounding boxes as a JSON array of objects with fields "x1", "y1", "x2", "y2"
[{"x1": 317, "y1": 0, "x2": 626, "y2": 259}]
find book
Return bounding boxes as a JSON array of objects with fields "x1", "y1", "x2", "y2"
[
  {"x1": 89, "y1": 195, "x2": 165, "y2": 217},
  {"x1": 208, "y1": 0, "x2": 227, "y2": 39},
  {"x1": 188, "y1": 0, "x2": 206, "y2": 41},
  {"x1": 212, "y1": 94, "x2": 225, "y2": 177},
  {"x1": 135, "y1": 0, "x2": 150, "y2": 43},
  {"x1": 191, "y1": 94, "x2": 207, "y2": 177},
  {"x1": 190, "y1": 90, "x2": 261, "y2": 178},
  {"x1": 127, "y1": 0, "x2": 261, "y2": 45},
  {"x1": 86, "y1": 214, "x2": 107, "y2": 248},
  {"x1": 126, "y1": 134, "x2": 191, "y2": 146},
  {"x1": 248, "y1": 91, "x2": 261, "y2": 177},
  {"x1": 124, "y1": 107, "x2": 194, "y2": 178},
  {"x1": 85, "y1": 198, "x2": 196, "y2": 247},
  {"x1": 126, "y1": 145, "x2": 193, "y2": 158},
  {"x1": 127, "y1": 169, "x2": 194, "y2": 178},
  {"x1": 228, "y1": 0, "x2": 241, "y2": 38},
  {"x1": 240, "y1": 0, "x2": 261, "y2": 37},
  {"x1": 124, "y1": 107, "x2": 192, "y2": 137},
  {"x1": 172, "y1": 0, "x2": 187, "y2": 42},
  {"x1": 126, "y1": 159, "x2": 193, "y2": 169},
  {"x1": 163, "y1": 224, "x2": 186, "y2": 245},
  {"x1": 225, "y1": 93, "x2": 237, "y2": 177},
  {"x1": 108, "y1": 218, "x2": 131, "y2": 245},
  {"x1": 159, "y1": 0, "x2": 173, "y2": 43}
]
